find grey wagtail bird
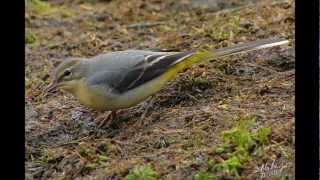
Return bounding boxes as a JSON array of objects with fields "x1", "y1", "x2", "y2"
[{"x1": 46, "y1": 38, "x2": 288, "y2": 126}]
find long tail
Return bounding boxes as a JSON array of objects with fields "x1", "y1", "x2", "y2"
[
  {"x1": 209, "y1": 38, "x2": 289, "y2": 58},
  {"x1": 174, "y1": 38, "x2": 289, "y2": 71},
  {"x1": 160, "y1": 37, "x2": 289, "y2": 85}
]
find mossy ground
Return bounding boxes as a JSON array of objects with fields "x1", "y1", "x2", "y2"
[{"x1": 25, "y1": 0, "x2": 294, "y2": 179}]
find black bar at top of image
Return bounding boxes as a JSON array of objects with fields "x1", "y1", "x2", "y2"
[{"x1": 295, "y1": 0, "x2": 319, "y2": 179}]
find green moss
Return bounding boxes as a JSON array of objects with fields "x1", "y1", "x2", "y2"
[
  {"x1": 255, "y1": 127, "x2": 271, "y2": 144},
  {"x1": 214, "y1": 156, "x2": 241, "y2": 175},
  {"x1": 97, "y1": 155, "x2": 109, "y2": 167},
  {"x1": 279, "y1": 146, "x2": 292, "y2": 160},
  {"x1": 125, "y1": 166, "x2": 158, "y2": 180},
  {"x1": 26, "y1": 0, "x2": 52, "y2": 15},
  {"x1": 59, "y1": 8, "x2": 75, "y2": 18},
  {"x1": 83, "y1": 163, "x2": 97, "y2": 172},
  {"x1": 25, "y1": 30, "x2": 37, "y2": 44},
  {"x1": 79, "y1": 142, "x2": 94, "y2": 157},
  {"x1": 203, "y1": 117, "x2": 273, "y2": 177},
  {"x1": 214, "y1": 147, "x2": 225, "y2": 154},
  {"x1": 222, "y1": 117, "x2": 256, "y2": 151},
  {"x1": 210, "y1": 31, "x2": 230, "y2": 41},
  {"x1": 194, "y1": 171, "x2": 216, "y2": 180}
]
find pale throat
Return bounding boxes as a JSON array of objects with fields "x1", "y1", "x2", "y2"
[{"x1": 70, "y1": 79, "x2": 105, "y2": 109}]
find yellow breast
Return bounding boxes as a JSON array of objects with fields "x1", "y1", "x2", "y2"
[
  {"x1": 71, "y1": 65, "x2": 183, "y2": 111},
  {"x1": 72, "y1": 80, "x2": 109, "y2": 110}
]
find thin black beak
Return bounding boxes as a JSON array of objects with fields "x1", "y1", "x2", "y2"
[{"x1": 45, "y1": 81, "x2": 58, "y2": 93}]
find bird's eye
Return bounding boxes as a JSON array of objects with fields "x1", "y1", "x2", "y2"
[{"x1": 64, "y1": 69, "x2": 72, "y2": 77}]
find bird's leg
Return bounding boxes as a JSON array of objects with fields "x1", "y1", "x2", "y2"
[
  {"x1": 94, "y1": 111, "x2": 117, "y2": 128},
  {"x1": 140, "y1": 96, "x2": 155, "y2": 121}
]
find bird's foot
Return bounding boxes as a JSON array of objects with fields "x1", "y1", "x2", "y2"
[
  {"x1": 94, "y1": 111, "x2": 117, "y2": 128},
  {"x1": 140, "y1": 97, "x2": 154, "y2": 120},
  {"x1": 139, "y1": 96, "x2": 155, "y2": 121}
]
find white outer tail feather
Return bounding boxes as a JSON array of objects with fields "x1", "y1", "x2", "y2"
[
  {"x1": 249, "y1": 40, "x2": 289, "y2": 51},
  {"x1": 152, "y1": 38, "x2": 289, "y2": 68},
  {"x1": 210, "y1": 38, "x2": 289, "y2": 58}
]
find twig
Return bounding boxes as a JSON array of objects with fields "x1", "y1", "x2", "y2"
[
  {"x1": 127, "y1": 22, "x2": 165, "y2": 29},
  {"x1": 54, "y1": 136, "x2": 92, "y2": 147},
  {"x1": 186, "y1": 93, "x2": 199, "y2": 102},
  {"x1": 210, "y1": 2, "x2": 258, "y2": 17},
  {"x1": 243, "y1": 62, "x2": 279, "y2": 74},
  {"x1": 140, "y1": 97, "x2": 155, "y2": 121}
]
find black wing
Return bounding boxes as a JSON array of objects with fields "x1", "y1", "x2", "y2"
[{"x1": 113, "y1": 51, "x2": 194, "y2": 93}]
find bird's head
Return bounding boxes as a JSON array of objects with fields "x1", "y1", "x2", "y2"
[{"x1": 46, "y1": 58, "x2": 88, "y2": 93}]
